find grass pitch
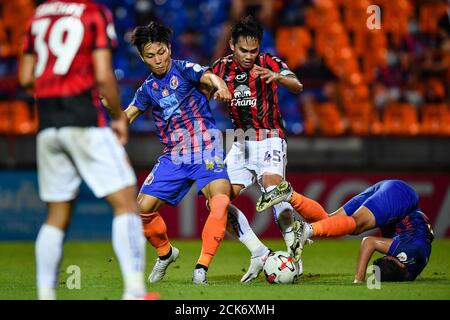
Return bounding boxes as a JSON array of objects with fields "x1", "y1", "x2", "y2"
[{"x1": 1, "y1": 239, "x2": 449, "y2": 300}]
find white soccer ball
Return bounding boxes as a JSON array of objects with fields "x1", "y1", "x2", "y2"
[{"x1": 263, "y1": 251, "x2": 300, "y2": 284}]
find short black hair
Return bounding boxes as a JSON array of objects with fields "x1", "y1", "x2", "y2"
[
  {"x1": 131, "y1": 21, "x2": 173, "y2": 54},
  {"x1": 373, "y1": 257, "x2": 409, "y2": 282},
  {"x1": 231, "y1": 15, "x2": 263, "y2": 44}
]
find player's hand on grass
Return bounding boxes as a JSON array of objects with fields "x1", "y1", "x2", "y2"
[
  {"x1": 110, "y1": 111, "x2": 129, "y2": 145},
  {"x1": 252, "y1": 65, "x2": 281, "y2": 84},
  {"x1": 353, "y1": 278, "x2": 364, "y2": 284},
  {"x1": 213, "y1": 87, "x2": 231, "y2": 104}
]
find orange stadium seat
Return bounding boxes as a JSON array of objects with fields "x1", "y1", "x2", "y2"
[
  {"x1": 345, "y1": 101, "x2": 373, "y2": 136},
  {"x1": 316, "y1": 102, "x2": 346, "y2": 136},
  {"x1": 380, "y1": 102, "x2": 420, "y2": 136},
  {"x1": 10, "y1": 100, "x2": 38, "y2": 135},
  {"x1": 419, "y1": 2, "x2": 449, "y2": 34},
  {"x1": 0, "y1": 101, "x2": 11, "y2": 134},
  {"x1": 421, "y1": 103, "x2": 450, "y2": 136},
  {"x1": 276, "y1": 27, "x2": 311, "y2": 69},
  {"x1": 343, "y1": 0, "x2": 370, "y2": 32},
  {"x1": 300, "y1": 99, "x2": 319, "y2": 136}
]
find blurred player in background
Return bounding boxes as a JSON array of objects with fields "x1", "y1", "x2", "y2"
[
  {"x1": 124, "y1": 21, "x2": 232, "y2": 284},
  {"x1": 291, "y1": 179, "x2": 434, "y2": 282},
  {"x1": 19, "y1": 0, "x2": 147, "y2": 299},
  {"x1": 210, "y1": 15, "x2": 328, "y2": 282}
]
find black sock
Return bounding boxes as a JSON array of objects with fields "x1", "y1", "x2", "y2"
[
  {"x1": 159, "y1": 247, "x2": 172, "y2": 260},
  {"x1": 195, "y1": 264, "x2": 208, "y2": 272}
]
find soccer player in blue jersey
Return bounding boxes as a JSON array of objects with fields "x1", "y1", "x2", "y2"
[
  {"x1": 123, "y1": 21, "x2": 232, "y2": 284},
  {"x1": 290, "y1": 179, "x2": 434, "y2": 282}
]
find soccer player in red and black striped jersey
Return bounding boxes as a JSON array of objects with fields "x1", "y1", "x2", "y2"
[
  {"x1": 20, "y1": 0, "x2": 147, "y2": 299},
  {"x1": 211, "y1": 16, "x2": 328, "y2": 282}
]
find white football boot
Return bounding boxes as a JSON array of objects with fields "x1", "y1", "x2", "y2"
[
  {"x1": 148, "y1": 247, "x2": 179, "y2": 283},
  {"x1": 192, "y1": 268, "x2": 207, "y2": 285}
]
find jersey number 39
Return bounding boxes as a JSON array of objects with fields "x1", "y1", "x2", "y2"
[{"x1": 31, "y1": 16, "x2": 84, "y2": 77}]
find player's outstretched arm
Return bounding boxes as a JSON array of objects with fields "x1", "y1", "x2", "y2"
[
  {"x1": 199, "y1": 71, "x2": 231, "y2": 104},
  {"x1": 124, "y1": 105, "x2": 144, "y2": 125},
  {"x1": 354, "y1": 236, "x2": 393, "y2": 283}
]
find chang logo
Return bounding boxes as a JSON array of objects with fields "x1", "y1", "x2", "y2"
[{"x1": 231, "y1": 84, "x2": 256, "y2": 107}]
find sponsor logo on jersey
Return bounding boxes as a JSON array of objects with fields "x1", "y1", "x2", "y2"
[
  {"x1": 160, "y1": 94, "x2": 180, "y2": 120},
  {"x1": 152, "y1": 82, "x2": 158, "y2": 90},
  {"x1": 236, "y1": 72, "x2": 247, "y2": 83},
  {"x1": 170, "y1": 75, "x2": 179, "y2": 89},
  {"x1": 231, "y1": 84, "x2": 256, "y2": 107}
]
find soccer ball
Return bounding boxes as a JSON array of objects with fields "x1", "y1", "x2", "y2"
[{"x1": 263, "y1": 251, "x2": 300, "y2": 284}]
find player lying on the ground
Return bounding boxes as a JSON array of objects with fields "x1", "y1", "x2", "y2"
[
  {"x1": 289, "y1": 179, "x2": 434, "y2": 282},
  {"x1": 124, "y1": 21, "x2": 232, "y2": 284},
  {"x1": 208, "y1": 15, "x2": 327, "y2": 282}
]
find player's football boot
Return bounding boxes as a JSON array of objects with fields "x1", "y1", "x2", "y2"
[
  {"x1": 240, "y1": 249, "x2": 272, "y2": 283},
  {"x1": 148, "y1": 246, "x2": 180, "y2": 283},
  {"x1": 256, "y1": 180, "x2": 293, "y2": 212},
  {"x1": 290, "y1": 221, "x2": 312, "y2": 262},
  {"x1": 192, "y1": 268, "x2": 207, "y2": 285}
]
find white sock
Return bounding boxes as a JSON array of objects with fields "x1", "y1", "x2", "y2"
[
  {"x1": 227, "y1": 204, "x2": 268, "y2": 258},
  {"x1": 112, "y1": 213, "x2": 146, "y2": 298},
  {"x1": 272, "y1": 202, "x2": 295, "y2": 249},
  {"x1": 35, "y1": 224, "x2": 64, "y2": 300}
]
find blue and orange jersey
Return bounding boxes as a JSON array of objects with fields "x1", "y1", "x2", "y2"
[
  {"x1": 130, "y1": 60, "x2": 220, "y2": 158},
  {"x1": 390, "y1": 209, "x2": 434, "y2": 243}
]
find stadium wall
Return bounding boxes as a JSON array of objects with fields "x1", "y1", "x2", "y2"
[{"x1": 1, "y1": 171, "x2": 449, "y2": 240}]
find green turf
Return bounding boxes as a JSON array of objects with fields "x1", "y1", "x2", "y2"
[{"x1": 1, "y1": 239, "x2": 449, "y2": 300}]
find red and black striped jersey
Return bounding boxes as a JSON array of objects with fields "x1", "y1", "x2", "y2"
[
  {"x1": 22, "y1": 0, "x2": 118, "y2": 129},
  {"x1": 212, "y1": 53, "x2": 291, "y2": 140}
]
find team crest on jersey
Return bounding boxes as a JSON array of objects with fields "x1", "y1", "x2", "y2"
[
  {"x1": 396, "y1": 252, "x2": 408, "y2": 262},
  {"x1": 152, "y1": 82, "x2": 158, "y2": 90},
  {"x1": 170, "y1": 75, "x2": 179, "y2": 89},
  {"x1": 162, "y1": 88, "x2": 169, "y2": 97}
]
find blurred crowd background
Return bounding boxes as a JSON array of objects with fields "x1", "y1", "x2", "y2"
[{"x1": 0, "y1": 0, "x2": 449, "y2": 137}]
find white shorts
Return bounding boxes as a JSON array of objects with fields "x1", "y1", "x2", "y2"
[
  {"x1": 224, "y1": 137, "x2": 287, "y2": 190},
  {"x1": 37, "y1": 127, "x2": 137, "y2": 202}
]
